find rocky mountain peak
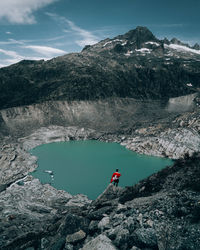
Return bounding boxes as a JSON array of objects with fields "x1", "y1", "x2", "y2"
[
  {"x1": 170, "y1": 37, "x2": 190, "y2": 48},
  {"x1": 193, "y1": 43, "x2": 200, "y2": 50},
  {"x1": 121, "y1": 26, "x2": 158, "y2": 47},
  {"x1": 171, "y1": 37, "x2": 182, "y2": 45},
  {"x1": 162, "y1": 37, "x2": 170, "y2": 45}
]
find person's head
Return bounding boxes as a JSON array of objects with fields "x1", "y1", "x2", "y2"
[{"x1": 116, "y1": 169, "x2": 119, "y2": 172}]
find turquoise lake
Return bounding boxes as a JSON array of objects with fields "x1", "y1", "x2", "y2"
[{"x1": 30, "y1": 140, "x2": 173, "y2": 200}]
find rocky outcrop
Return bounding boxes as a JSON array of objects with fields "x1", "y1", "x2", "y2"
[
  {"x1": 120, "y1": 107, "x2": 200, "y2": 159},
  {"x1": 70, "y1": 155, "x2": 200, "y2": 250},
  {"x1": 123, "y1": 127, "x2": 200, "y2": 159},
  {"x1": 1, "y1": 154, "x2": 197, "y2": 250},
  {"x1": 0, "y1": 175, "x2": 91, "y2": 250},
  {"x1": 0, "y1": 97, "x2": 179, "y2": 137},
  {"x1": 0, "y1": 143, "x2": 37, "y2": 189},
  {"x1": 1, "y1": 151, "x2": 199, "y2": 250}
]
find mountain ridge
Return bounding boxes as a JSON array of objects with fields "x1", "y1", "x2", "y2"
[{"x1": 0, "y1": 26, "x2": 200, "y2": 110}]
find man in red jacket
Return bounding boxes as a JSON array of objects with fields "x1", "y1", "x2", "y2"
[{"x1": 110, "y1": 169, "x2": 121, "y2": 187}]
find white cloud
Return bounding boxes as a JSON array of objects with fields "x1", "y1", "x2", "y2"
[
  {"x1": 0, "y1": 48, "x2": 24, "y2": 67},
  {"x1": 65, "y1": 19, "x2": 99, "y2": 47},
  {"x1": 0, "y1": 0, "x2": 57, "y2": 24},
  {"x1": 46, "y1": 13, "x2": 99, "y2": 47},
  {"x1": 0, "y1": 43, "x2": 66, "y2": 68},
  {"x1": 6, "y1": 31, "x2": 12, "y2": 34},
  {"x1": 0, "y1": 56, "x2": 51, "y2": 68},
  {"x1": 0, "y1": 39, "x2": 26, "y2": 45},
  {"x1": 22, "y1": 45, "x2": 67, "y2": 57},
  {"x1": 0, "y1": 48, "x2": 22, "y2": 59}
]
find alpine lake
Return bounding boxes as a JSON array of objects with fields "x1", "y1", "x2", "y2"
[{"x1": 30, "y1": 140, "x2": 173, "y2": 200}]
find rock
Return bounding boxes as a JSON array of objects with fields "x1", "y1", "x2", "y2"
[
  {"x1": 112, "y1": 213, "x2": 126, "y2": 227},
  {"x1": 81, "y1": 234, "x2": 117, "y2": 250},
  {"x1": 95, "y1": 184, "x2": 123, "y2": 204},
  {"x1": 88, "y1": 220, "x2": 99, "y2": 235},
  {"x1": 130, "y1": 247, "x2": 141, "y2": 250},
  {"x1": 66, "y1": 194, "x2": 92, "y2": 207},
  {"x1": 64, "y1": 243, "x2": 74, "y2": 250},
  {"x1": 113, "y1": 228, "x2": 130, "y2": 248},
  {"x1": 0, "y1": 183, "x2": 7, "y2": 192},
  {"x1": 66, "y1": 230, "x2": 86, "y2": 244},
  {"x1": 49, "y1": 237, "x2": 66, "y2": 250},
  {"x1": 116, "y1": 203, "x2": 127, "y2": 213},
  {"x1": 137, "y1": 213, "x2": 143, "y2": 227},
  {"x1": 98, "y1": 217, "x2": 110, "y2": 230},
  {"x1": 133, "y1": 228, "x2": 157, "y2": 248},
  {"x1": 58, "y1": 214, "x2": 89, "y2": 236},
  {"x1": 146, "y1": 219, "x2": 154, "y2": 227},
  {"x1": 87, "y1": 206, "x2": 113, "y2": 220}
]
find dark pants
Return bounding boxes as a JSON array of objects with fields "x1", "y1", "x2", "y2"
[{"x1": 114, "y1": 179, "x2": 119, "y2": 187}]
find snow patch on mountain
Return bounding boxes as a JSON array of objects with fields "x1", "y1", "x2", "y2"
[
  {"x1": 145, "y1": 41, "x2": 160, "y2": 46},
  {"x1": 125, "y1": 50, "x2": 133, "y2": 56},
  {"x1": 135, "y1": 48, "x2": 152, "y2": 53},
  {"x1": 103, "y1": 39, "x2": 124, "y2": 47},
  {"x1": 165, "y1": 44, "x2": 200, "y2": 55}
]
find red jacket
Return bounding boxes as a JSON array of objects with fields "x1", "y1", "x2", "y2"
[{"x1": 110, "y1": 172, "x2": 121, "y2": 183}]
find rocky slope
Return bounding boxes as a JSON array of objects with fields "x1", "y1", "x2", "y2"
[
  {"x1": 0, "y1": 103, "x2": 199, "y2": 249},
  {"x1": 0, "y1": 26, "x2": 200, "y2": 109},
  {"x1": 1, "y1": 151, "x2": 199, "y2": 250}
]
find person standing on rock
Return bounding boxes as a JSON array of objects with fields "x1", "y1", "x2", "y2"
[{"x1": 110, "y1": 169, "x2": 121, "y2": 187}]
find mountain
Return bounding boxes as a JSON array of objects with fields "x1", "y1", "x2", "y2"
[{"x1": 0, "y1": 26, "x2": 200, "y2": 110}]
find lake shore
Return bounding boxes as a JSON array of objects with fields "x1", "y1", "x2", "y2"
[{"x1": 0, "y1": 98, "x2": 199, "y2": 249}]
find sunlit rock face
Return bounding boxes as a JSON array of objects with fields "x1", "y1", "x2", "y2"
[
  {"x1": 167, "y1": 93, "x2": 198, "y2": 112},
  {"x1": 0, "y1": 93, "x2": 198, "y2": 138},
  {"x1": 0, "y1": 98, "x2": 169, "y2": 136}
]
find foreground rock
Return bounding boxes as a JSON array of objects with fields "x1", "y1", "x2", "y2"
[
  {"x1": 0, "y1": 176, "x2": 91, "y2": 250},
  {"x1": 81, "y1": 234, "x2": 117, "y2": 250},
  {"x1": 1, "y1": 153, "x2": 199, "y2": 249}
]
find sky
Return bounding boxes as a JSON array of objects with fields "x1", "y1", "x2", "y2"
[{"x1": 0, "y1": 0, "x2": 200, "y2": 67}]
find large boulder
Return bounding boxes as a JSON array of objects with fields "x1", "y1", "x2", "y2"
[
  {"x1": 81, "y1": 234, "x2": 117, "y2": 250},
  {"x1": 66, "y1": 230, "x2": 86, "y2": 244}
]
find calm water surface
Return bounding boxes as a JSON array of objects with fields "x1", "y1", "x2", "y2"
[{"x1": 30, "y1": 140, "x2": 172, "y2": 199}]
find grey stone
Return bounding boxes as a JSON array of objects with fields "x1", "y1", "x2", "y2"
[
  {"x1": 81, "y1": 234, "x2": 117, "y2": 250},
  {"x1": 66, "y1": 230, "x2": 86, "y2": 244},
  {"x1": 65, "y1": 243, "x2": 74, "y2": 250},
  {"x1": 113, "y1": 228, "x2": 130, "y2": 247},
  {"x1": 89, "y1": 220, "x2": 99, "y2": 234},
  {"x1": 134, "y1": 228, "x2": 157, "y2": 247},
  {"x1": 98, "y1": 216, "x2": 110, "y2": 230},
  {"x1": 130, "y1": 247, "x2": 141, "y2": 250}
]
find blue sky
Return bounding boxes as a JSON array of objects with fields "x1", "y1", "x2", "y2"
[{"x1": 0, "y1": 0, "x2": 200, "y2": 67}]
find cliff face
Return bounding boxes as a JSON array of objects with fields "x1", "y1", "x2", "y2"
[{"x1": 0, "y1": 97, "x2": 174, "y2": 137}]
